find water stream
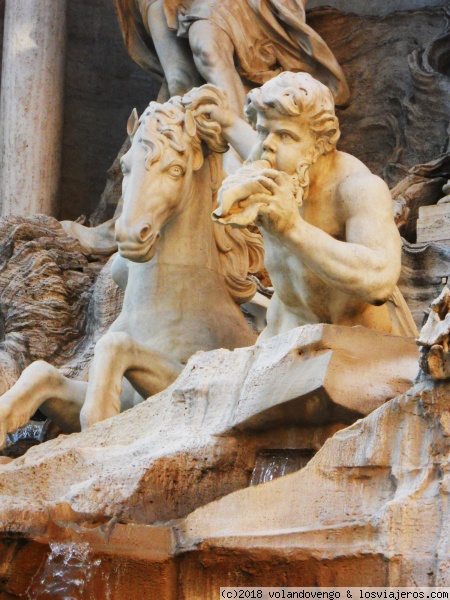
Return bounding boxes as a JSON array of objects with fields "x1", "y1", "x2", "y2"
[
  {"x1": 250, "y1": 449, "x2": 316, "y2": 486},
  {"x1": 26, "y1": 542, "x2": 105, "y2": 599}
]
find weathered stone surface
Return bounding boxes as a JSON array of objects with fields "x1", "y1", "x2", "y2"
[
  {"x1": 177, "y1": 377, "x2": 450, "y2": 589},
  {"x1": 393, "y1": 154, "x2": 450, "y2": 243},
  {"x1": 417, "y1": 286, "x2": 450, "y2": 380},
  {"x1": 0, "y1": 325, "x2": 417, "y2": 536},
  {"x1": 0, "y1": 337, "x2": 440, "y2": 596},
  {"x1": 0, "y1": 216, "x2": 124, "y2": 456},
  {"x1": 417, "y1": 204, "x2": 450, "y2": 244},
  {"x1": 311, "y1": 6, "x2": 450, "y2": 189},
  {"x1": 399, "y1": 240, "x2": 450, "y2": 329},
  {"x1": 0, "y1": 216, "x2": 94, "y2": 392}
]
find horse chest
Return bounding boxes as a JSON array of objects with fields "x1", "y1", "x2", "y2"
[{"x1": 115, "y1": 265, "x2": 253, "y2": 360}]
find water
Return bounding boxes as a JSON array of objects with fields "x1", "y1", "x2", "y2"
[
  {"x1": 2, "y1": 420, "x2": 47, "y2": 458},
  {"x1": 7, "y1": 421, "x2": 45, "y2": 445},
  {"x1": 26, "y1": 542, "x2": 103, "y2": 599},
  {"x1": 2, "y1": 419, "x2": 61, "y2": 458},
  {"x1": 250, "y1": 449, "x2": 316, "y2": 486}
]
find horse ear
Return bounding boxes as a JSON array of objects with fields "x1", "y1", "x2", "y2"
[
  {"x1": 184, "y1": 109, "x2": 197, "y2": 137},
  {"x1": 127, "y1": 108, "x2": 139, "y2": 139}
]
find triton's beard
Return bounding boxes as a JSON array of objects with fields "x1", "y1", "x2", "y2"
[{"x1": 293, "y1": 151, "x2": 320, "y2": 203}]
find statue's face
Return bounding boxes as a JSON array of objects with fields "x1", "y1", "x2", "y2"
[{"x1": 252, "y1": 110, "x2": 318, "y2": 175}]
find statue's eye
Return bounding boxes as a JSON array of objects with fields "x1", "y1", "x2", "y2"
[{"x1": 169, "y1": 165, "x2": 184, "y2": 178}]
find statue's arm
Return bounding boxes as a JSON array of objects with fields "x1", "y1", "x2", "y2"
[
  {"x1": 195, "y1": 104, "x2": 258, "y2": 160},
  {"x1": 278, "y1": 172, "x2": 401, "y2": 305},
  {"x1": 223, "y1": 117, "x2": 259, "y2": 160}
]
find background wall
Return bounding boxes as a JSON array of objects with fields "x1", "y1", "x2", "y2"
[
  {"x1": 59, "y1": 0, "x2": 159, "y2": 221},
  {"x1": 308, "y1": 0, "x2": 449, "y2": 15}
]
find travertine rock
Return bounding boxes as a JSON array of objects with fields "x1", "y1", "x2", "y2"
[
  {"x1": 0, "y1": 216, "x2": 95, "y2": 392},
  {"x1": 311, "y1": 6, "x2": 450, "y2": 188},
  {"x1": 0, "y1": 216, "x2": 124, "y2": 456},
  {"x1": 177, "y1": 377, "x2": 450, "y2": 590},
  {"x1": 0, "y1": 325, "x2": 417, "y2": 535},
  {"x1": 393, "y1": 154, "x2": 450, "y2": 242},
  {"x1": 417, "y1": 286, "x2": 450, "y2": 380},
  {"x1": 399, "y1": 240, "x2": 450, "y2": 329},
  {"x1": 417, "y1": 204, "x2": 450, "y2": 244}
]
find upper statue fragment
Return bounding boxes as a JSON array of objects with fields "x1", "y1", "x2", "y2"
[{"x1": 114, "y1": 0, "x2": 350, "y2": 114}]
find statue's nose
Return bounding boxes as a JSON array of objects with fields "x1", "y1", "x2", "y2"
[
  {"x1": 262, "y1": 133, "x2": 276, "y2": 152},
  {"x1": 115, "y1": 218, "x2": 153, "y2": 245}
]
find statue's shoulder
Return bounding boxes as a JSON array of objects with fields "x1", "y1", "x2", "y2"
[
  {"x1": 334, "y1": 153, "x2": 392, "y2": 211},
  {"x1": 334, "y1": 150, "x2": 371, "y2": 177}
]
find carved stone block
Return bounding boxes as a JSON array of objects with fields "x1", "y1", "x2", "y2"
[{"x1": 417, "y1": 203, "x2": 450, "y2": 244}]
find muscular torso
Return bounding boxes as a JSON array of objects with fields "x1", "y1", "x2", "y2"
[{"x1": 260, "y1": 151, "x2": 395, "y2": 340}]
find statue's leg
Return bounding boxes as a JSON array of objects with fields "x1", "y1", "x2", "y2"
[
  {"x1": 147, "y1": 0, "x2": 203, "y2": 96},
  {"x1": 188, "y1": 20, "x2": 247, "y2": 117},
  {"x1": 0, "y1": 361, "x2": 87, "y2": 448},
  {"x1": 80, "y1": 332, "x2": 182, "y2": 429}
]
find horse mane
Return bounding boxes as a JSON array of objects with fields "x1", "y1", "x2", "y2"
[{"x1": 134, "y1": 86, "x2": 265, "y2": 305}]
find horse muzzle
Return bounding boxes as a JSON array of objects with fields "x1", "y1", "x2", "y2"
[{"x1": 115, "y1": 218, "x2": 161, "y2": 262}]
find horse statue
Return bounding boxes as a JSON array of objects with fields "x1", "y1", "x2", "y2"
[{"x1": 0, "y1": 85, "x2": 264, "y2": 446}]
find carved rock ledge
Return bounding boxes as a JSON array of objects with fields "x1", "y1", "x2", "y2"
[{"x1": 0, "y1": 325, "x2": 417, "y2": 537}]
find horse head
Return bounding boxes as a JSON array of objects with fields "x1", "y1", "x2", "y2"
[{"x1": 115, "y1": 85, "x2": 229, "y2": 263}]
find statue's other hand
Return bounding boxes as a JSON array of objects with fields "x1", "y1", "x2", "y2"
[{"x1": 195, "y1": 103, "x2": 236, "y2": 130}]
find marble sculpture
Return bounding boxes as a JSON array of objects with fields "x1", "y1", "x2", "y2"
[
  {"x1": 0, "y1": 71, "x2": 418, "y2": 446},
  {"x1": 211, "y1": 71, "x2": 418, "y2": 340},
  {"x1": 0, "y1": 85, "x2": 264, "y2": 446},
  {"x1": 114, "y1": 0, "x2": 350, "y2": 115}
]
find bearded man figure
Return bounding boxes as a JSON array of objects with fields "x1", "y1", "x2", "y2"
[
  {"x1": 207, "y1": 72, "x2": 417, "y2": 339},
  {"x1": 114, "y1": 0, "x2": 350, "y2": 115}
]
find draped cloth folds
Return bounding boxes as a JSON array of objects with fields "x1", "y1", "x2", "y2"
[{"x1": 114, "y1": 0, "x2": 350, "y2": 106}]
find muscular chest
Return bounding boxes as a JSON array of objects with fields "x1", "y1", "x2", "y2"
[
  {"x1": 299, "y1": 188, "x2": 345, "y2": 240},
  {"x1": 263, "y1": 188, "x2": 345, "y2": 315}
]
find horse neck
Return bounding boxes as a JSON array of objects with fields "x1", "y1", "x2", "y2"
[{"x1": 155, "y1": 156, "x2": 222, "y2": 272}]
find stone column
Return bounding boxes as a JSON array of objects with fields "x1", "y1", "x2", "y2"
[{"x1": 0, "y1": 0, "x2": 68, "y2": 217}]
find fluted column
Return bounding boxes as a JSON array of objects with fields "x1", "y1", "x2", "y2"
[{"x1": 0, "y1": 0, "x2": 68, "y2": 216}]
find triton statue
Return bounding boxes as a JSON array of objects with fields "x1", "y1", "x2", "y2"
[{"x1": 209, "y1": 72, "x2": 417, "y2": 339}]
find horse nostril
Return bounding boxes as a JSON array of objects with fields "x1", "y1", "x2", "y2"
[{"x1": 139, "y1": 224, "x2": 152, "y2": 241}]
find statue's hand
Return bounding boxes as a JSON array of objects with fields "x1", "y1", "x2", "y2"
[
  {"x1": 213, "y1": 176, "x2": 268, "y2": 227},
  {"x1": 195, "y1": 102, "x2": 237, "y2": 131},
  {"x1": 242, "y1": 169, "x2": 302, "y2": 235}
]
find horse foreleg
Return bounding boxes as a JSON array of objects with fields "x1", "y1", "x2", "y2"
[
  {"x1": 0, "y1": 361, "x2": 87, "y2": 449},
  {"x1": 80, "y1": 332, "x2": 182, "y2": 430}
]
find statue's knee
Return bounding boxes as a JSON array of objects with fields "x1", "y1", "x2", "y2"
[
  {"x1": 189, "y1": 30, "x2": 225, "y2": 71},
  {"x1": 26, "y1": 361, "x2": 60, "y2": 386},
  {"x1": 94, "y1": 332, "x2": 132, "y2": 357}
]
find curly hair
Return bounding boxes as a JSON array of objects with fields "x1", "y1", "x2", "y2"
[{"x1": 245, "y1": 72, "x2": 340, "y2": 154}]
